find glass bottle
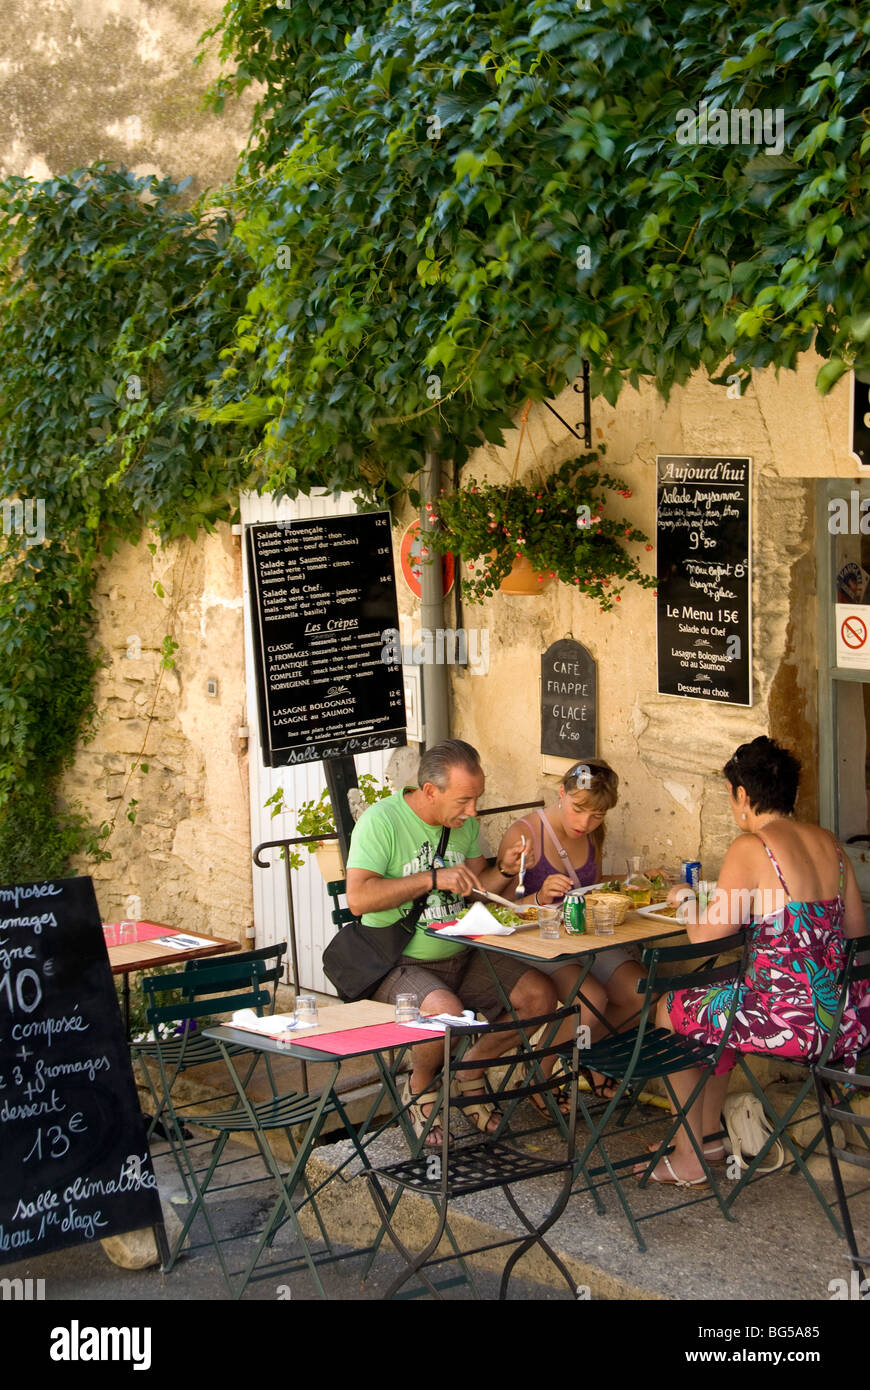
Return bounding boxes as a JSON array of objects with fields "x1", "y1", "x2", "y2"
[{"x1": 622, "y1": 855, "x2": 654, "y2": 907}]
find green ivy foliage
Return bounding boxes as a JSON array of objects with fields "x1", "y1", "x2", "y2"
[
  {"x1": 0, "y1": 167, "x2": 257, "y2": 879},
  {"x1": 200, "y1": 0, "x2": 870, "y2": 501}
]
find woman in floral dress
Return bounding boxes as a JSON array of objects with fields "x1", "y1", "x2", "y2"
[{"x1": 641, "y1": 736, "x2": 870, "y2": 1187}]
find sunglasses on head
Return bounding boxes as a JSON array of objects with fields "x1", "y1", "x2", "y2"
[{"x1": 564, "y1": 761, "x2": 617, "y2": 789}]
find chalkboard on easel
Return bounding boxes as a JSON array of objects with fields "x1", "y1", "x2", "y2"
[{"x1": 0, "y1": 876, "x2": 163, "y2": 1264}]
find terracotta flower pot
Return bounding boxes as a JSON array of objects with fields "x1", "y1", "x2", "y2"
[
  {"x1": 498, "y1": 553, "x2": 553, "y2": 595},
  {"x1": 314, "y1": 841, "x2": 345, "y2": 883}
]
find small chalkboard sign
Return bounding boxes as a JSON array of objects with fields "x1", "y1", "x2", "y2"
[
  {"x1": 0, "y1": 876, "x2": 162, "y2": 1264},
  {"x1": 541, "y1": 639, "x2": 596, "y2": 759},
  {"x1": 246, "y1": 513, "x2": 407, "y2": 767},
  {"x1": 656, "y1": 455, "x2": 752, "y2": 706}
]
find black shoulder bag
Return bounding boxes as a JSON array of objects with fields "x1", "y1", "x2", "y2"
[{"x1": 322, "y1": 826, "x2": 450, "y2": 1003}]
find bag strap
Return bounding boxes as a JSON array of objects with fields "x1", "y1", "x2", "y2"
[
  {"x1": 394, "y1": 824, "x2": 451, "y2": 936},
  {"x1": 537, "y1": 811, "x2": 582, "y2": 889}
]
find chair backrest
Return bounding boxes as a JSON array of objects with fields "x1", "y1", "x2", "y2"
[
  {"x1": 815, "y1": 935, "x2": 870, "y2": 1067},
  {"x1": 639, "y1": 930, "x2": 748, "y2": 997},
  {"x1": 326, "y1": 878, "x2": 356, "y2": 929},
  {"x1": 142, "y1": 958, "x2": 273, "y2": 1036},
  {"x1": 182, "y1": 943, "x2": 287, "y2": 1011},
  {"x1": 434, "y1": 1005, "x2": 583, "y2": 1157},
  {"x1": 623, "y1": 931, "x2": 749, "y2": 1073}
]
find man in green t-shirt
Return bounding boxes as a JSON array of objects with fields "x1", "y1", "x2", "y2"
[{"x1": 346, "y1": 738, "x2": 555, "y2": 1145}]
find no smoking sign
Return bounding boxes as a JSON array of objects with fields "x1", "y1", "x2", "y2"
[{"x1": 836, "y1": 604, "x2": 870, "y2": 669}]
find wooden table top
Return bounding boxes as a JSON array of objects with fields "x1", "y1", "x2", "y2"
[
  {"x1": 107, "y1": 926, "x2": 239, "y2": 976},
  {"x1": 426, "y1": 910, "x2": 685, "y2": 962}
]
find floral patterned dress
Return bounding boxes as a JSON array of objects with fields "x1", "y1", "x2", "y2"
[{"x1": 667, "y1": 835, "x2": 870, "y2": 1075}]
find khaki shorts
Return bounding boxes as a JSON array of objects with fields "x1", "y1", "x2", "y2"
[{"x1": 373, "y1": 948, "x2": 533, "y2": 1023}]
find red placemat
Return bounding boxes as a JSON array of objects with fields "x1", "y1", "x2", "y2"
[
  {"x1": 293, "y1": 1022, "x2": 443, "y2": 1055},
  {"x1": 103, "y1": 921, "x2": 177, "y2": 942}
]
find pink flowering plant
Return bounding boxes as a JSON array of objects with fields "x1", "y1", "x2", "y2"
[{"x1": 426, "y1": 451, "x2": 656, "y2": 609}]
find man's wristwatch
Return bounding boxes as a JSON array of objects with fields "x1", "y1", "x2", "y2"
[{"x1": 431, "y1": 866, "x2": 439, "y2": 891}]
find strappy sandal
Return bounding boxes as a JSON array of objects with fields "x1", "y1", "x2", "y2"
[
  {"x1": 454, "y1": 1074, "x2": 502, "y2": 1134},
  {"x1": 579, "y1": 1067, "x2": 620, "y2": 1102},
  {"x1": 401, "y1": 1076, "x2": 443, "y2": 1149},
  {"x1": 634, "y1": 1154, "x2": 709, "y2": 1188},
  {"x1": 524, "y1": 1059, "x2": 572, "y2": 1118}
]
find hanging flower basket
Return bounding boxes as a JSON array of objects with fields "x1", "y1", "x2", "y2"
[{"x1": 427, "y1": 448, "x2": 656, "y2": 610}]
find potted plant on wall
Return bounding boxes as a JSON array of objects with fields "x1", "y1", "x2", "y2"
[
  {"x1": 426, "y1": 449, "x2": 656, "y2": 610},
  {"x1": 265, "y1": 774, "x2": 393, "y2": 881}
]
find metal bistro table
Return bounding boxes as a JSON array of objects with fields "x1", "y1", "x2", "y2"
[
  {"x1": 425, "y1": 911, "x2": 686, "y2": 1130},
  {"x1": 200, "y1": 1001, "x2": 447, "y2": 1297}
]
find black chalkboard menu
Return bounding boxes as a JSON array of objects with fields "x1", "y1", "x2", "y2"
[
  {"x1": 541, "y1": 639, "x2": 596, "y2": 759},
  {"x1": 0, "y1": 876, "x2": 162, "y2": 1264},
  {"x1": 247, "y1": 513, "x2": 406, "y2": 767},
  {"x1": 656, "y1": 455, "x2": 752, "y2": 706}
]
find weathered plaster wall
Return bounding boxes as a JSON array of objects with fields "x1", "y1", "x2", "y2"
[
  {"x1": 0, "y1": 0, "x2": 251, "y2": 189},
  {"x1": 1, "y1": 0, "x2": 256, "y2": 935}
]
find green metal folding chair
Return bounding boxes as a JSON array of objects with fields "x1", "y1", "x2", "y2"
[
  {"x1": 363, "y1": 1004, "x2": 583, "y2": 1300},
  {"x1": 572, "y1": 931, "x2": 749, "y2": 1251},
  {"x1": 132, "y1": 942, "x2": 287, "y2": 1184},
  {"x1": 143, "y1": 958, "x2": 338, "y2": 1298},
  {"x1": 813, "y1": 994, "x2": 870, "y2": 1285},
  {"x1": 724, "y1": 936, "x2": 870, "y2": 1231}
]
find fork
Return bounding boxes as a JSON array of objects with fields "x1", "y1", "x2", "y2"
[{"x1": 516, "y1": 834, "x2": 527, "y2": 898}]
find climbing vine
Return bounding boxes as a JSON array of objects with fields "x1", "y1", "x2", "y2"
[{"x1": 0, "y1": 167, "x2": 257, "y2": 879}]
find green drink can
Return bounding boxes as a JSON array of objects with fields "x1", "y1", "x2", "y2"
[{"x1": 563, "y1": 891, "x2": 586, "y2": 935}]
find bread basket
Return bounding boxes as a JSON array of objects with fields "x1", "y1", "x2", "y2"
[{"x1": 583, "y1": 892, "x2": 632, "y2": 931}]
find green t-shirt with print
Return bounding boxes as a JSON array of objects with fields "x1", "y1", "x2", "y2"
[{"x1": 346, "y1": 790, "x2": 481, "y2": 960}]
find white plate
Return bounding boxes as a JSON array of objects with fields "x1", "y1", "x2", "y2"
[{"x1": 635, "y1": 901, "x2": 684, "y2": 925}]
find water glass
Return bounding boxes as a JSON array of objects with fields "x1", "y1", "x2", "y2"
[
  {"x1": 118, "y1": 920, "x2": 137, "y2": 945},
  {"x1": 538, "y1": 906, "x2": 561, "y2": 940},
  {"x1": 102, "y1": 924, "x2": 117, "y2": 947},
  {"x1": 395, "y1": 993, "x2": 420, "y2": 1023},
  {"x1": 294, "y1": 994, "x2": 318, "y2": 1028}
]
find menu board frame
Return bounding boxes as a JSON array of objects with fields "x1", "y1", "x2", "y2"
[
  {"x1": 246, "y1": 512, "x2": 407, "y2": 767},
  {"x1": 656, "y1": 455, "x2": 753, "y2": 707},
  {"x1": 0, "y1": 876, "x2": 164, "y2": 1264}
]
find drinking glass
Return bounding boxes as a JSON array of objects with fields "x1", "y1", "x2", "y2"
[
  {"x1": 102, "y1": 924, "x2": 117, "y2": 947},
  {"x1": 538, "y1": 906, "x2": 561, "y2": 940},
  {"x1": 118, "y1": 920, "x2": 137, "y2": 945},
  {"x1": 395, "y1": 993, "x2": 420, "y2": 1023},
  {"x1": 294, "y1": 994, "x2": 318, "y2": 1028}
]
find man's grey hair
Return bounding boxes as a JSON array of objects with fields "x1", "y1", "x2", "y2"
[{"x1": 417, "y1": 739, "x2": 481, "y2": 791}]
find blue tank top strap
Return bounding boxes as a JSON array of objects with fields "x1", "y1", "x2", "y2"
[{"x1": 753, "y1": 832, "x2": 790, "y2": 896}]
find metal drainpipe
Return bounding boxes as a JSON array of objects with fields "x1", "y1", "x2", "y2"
[{"x1": 420, "y1": 447, "x2": 450, "y2": 746}]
